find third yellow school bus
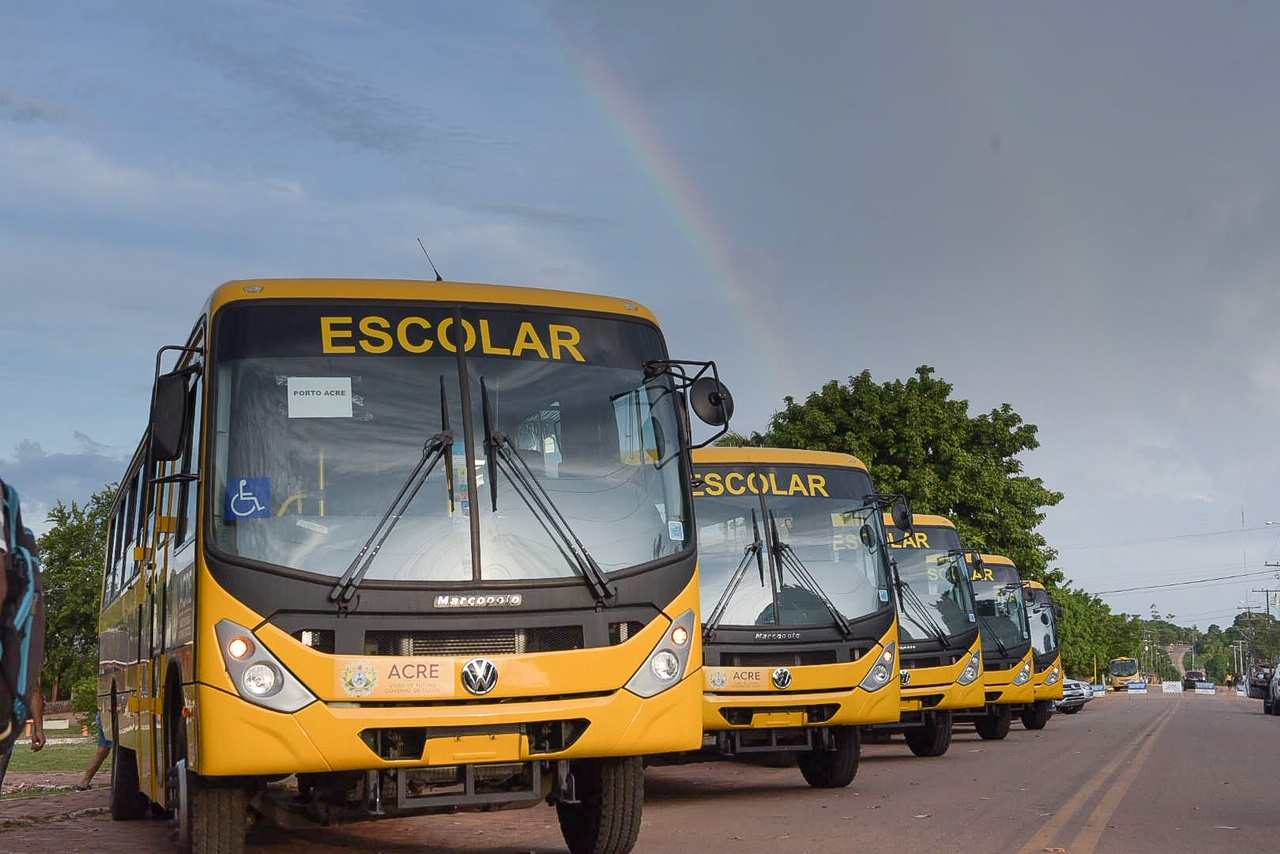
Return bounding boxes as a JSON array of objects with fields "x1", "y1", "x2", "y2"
[
  {"x1": 96, "y1": 278, "x2": 732, "y2": 853},
  {"x1": 686, "y1": 447, "x2": 901, "y2": 787},
  {"x1": 952, "y1": 553, "x2": 1035, "y2": 740},
  {"x1": 866, "y1": 514, "x2": 984, "y2": 757}
]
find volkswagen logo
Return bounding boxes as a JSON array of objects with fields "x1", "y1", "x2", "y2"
[
  {"x1": 900, "y1": 669, "x2": 911, "y2": 686},
  {"x1": 771, "y1": 667, "x2": 793, "y2": 690},
  {"x1": 461, "y1": 657, "x2": 499, "y2": 695}
]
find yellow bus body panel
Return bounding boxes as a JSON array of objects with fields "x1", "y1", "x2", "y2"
[
  {"x1": 701, "y1": 622, "x2": 899, "y2": 731},
  {"x1": 1034, "y1": 653, "x2": 1065, "y2": 701},
  {"x1": 192, "y1": 565, "x2": 704, "y2": 776},
  {"x1": 983, "y1": 648, "x2": 1037, "y2": 706},
  {"x1": 207, "y1": 278, "x2": 661, "y2": 325},
  {"x1": 900, "y1": 633, "x2": 986, "y2": 712}
]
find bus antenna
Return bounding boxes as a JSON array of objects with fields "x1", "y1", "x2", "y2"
[{"x1": 416, "y1": 238, "x2": 444, "y2": 282}]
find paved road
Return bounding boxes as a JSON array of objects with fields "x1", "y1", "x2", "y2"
[{"x1": 0, "y1": 690, "x2": 1273, "y2": 853}]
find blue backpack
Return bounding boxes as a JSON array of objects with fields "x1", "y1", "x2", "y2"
[{"x1": 0, "y1": 480, "x2": 45, "y2": 757}]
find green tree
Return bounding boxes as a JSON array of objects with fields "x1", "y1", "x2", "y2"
[
  {"x1": 38, "y1": 483, "x2": 116, "y2": 699},
  {"x1": 749, "y1": 366, "x2": 1064, "y2": 582}
]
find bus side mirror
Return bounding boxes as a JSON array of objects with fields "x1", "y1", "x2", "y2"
[
  {"x1": 890, "y1": 500, "x2": 912, "y2": 532},
  {"x1": 150, "y1": 372, "x2": 191, "y2": 462},
  {"x1": 689, "y1": 377, "x2": 734, "y2": 426}
]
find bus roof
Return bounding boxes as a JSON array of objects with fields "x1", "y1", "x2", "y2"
[
  {"x1": 979, "y1": 553, "x2": 1017, "y2": 568},
  {"x1": 692, "y1": 446, "x2": 868, "y2": 470},
  {"x1": 205, "y1": 279, "x2": 662, "y2": 325},
  {"x1": 904, "y1": 513, "x2": 957, "y2": 529},
  {"x1": 1023, "y1": 580, "x2": 1046, "y2": 590}
]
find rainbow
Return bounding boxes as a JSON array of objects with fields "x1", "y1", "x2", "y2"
[{"x1": 555, "y1": 38, "x2": 792, "y2": 417}]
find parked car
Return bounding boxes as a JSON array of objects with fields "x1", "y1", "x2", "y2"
[
  {"x1": 1182, "y1": 669, "x2": 1207, "y2": 690},
  {"x1": 1249, "y1": 669, "x2": 1271, "y2": 701},
  {"x1": 1055, "y1": 678, "x2": 1090, "y2": 714}
]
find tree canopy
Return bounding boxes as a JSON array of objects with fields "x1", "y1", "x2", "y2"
[
  {"x1": 743, "y1": 365, "x2": 1064, "y2": 582},
  {"x1": 38, "y1": 484, "x2": 115, "y2": 699}
]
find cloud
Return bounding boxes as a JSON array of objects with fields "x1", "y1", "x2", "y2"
[
  {"x1": 0, "y1": 440, "x2": 127, "y2": 536},
  {"x1": 0, "y1": 89, "x2": 64, "y2": 124}
]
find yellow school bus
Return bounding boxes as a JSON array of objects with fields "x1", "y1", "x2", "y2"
[
  {"x1": 864, "y1": 514, "x2": 983, "y2": 757},
  {"x1": 952, "y1": 553, "x2": 1035, "y2": 740},
  {"x1": 1019, "y1": 580, "x2": 1063, "y2": 729},
  {"x1": 686, "y1": 447, "x2": 902, "y2": 787},
  {"x1": 1109, "y1": 656, "x2": 1142, "y2": 691},
  {"x1": 96, "y1": 278, "x2": 733, "y2": 853}
]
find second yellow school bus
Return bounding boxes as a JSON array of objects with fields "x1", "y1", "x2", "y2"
[
  {"x1": 683, "y1": 447, "x2": 902, "y2": 787},
  {"x1": 97, "y1": 277, "x2": 733, "y2": 853},
  {"x1": 952, "y1": 553, "x2": 1035, "y2": 740}
]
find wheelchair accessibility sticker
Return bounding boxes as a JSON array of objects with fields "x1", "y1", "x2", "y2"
[{"x1": 227, "y1": 478, "x2": 271, "y2": 519}]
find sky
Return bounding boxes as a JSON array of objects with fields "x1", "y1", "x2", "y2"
[{"x1": 4, "y1": 1, "x2": 1280, "y2": 633}]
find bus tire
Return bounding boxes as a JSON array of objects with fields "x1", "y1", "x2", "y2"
[
  {"x1": 975, "y1": 706, "x2": 1011, "y2": 740},
  {"x1": 796, "y1": 726, "x2": 859, "y2": 788},
  {"x1": 1021, "y1": 700, "x2": 1052, "y2": 730},
  {"x1": 556, "y1": 756, "x2": 643, "y2": 854},
  {"x1": 109, "y1": 711, "x2": 148, "y2": 821},
  {"x1": 905, "y1": 713, "x2": 953, "y2": 757},
  {"x1": 187, "y1": 780, "x2": 248, "y2": 854}
]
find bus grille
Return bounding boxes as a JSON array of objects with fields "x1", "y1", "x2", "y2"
[
  {"x1": 365, "y1": 627, "x2": 584, "y2": 656},
  {"x1": 722, "y1": 650, "x2": 838, "y2": 667}
]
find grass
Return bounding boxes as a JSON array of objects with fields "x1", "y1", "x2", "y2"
[{"x1": 5, "y1": 740, "x2": 110, "y2": 775}]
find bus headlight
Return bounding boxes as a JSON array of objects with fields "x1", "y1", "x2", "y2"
[
  {"x1": 956, "y1": 651, "x2": 982, "y2": 686},
  {"x1": 1044, "y1": 666, "x2": 1061, "y2": 686},
  {"x1": 216, "y1": 620, "x2": 316, "y2": 712},
  {"x1": 242, "y1": 663, "x2": 280, "y2": 697},
  {"x1": 1013, "y1": 660, "x2": 1033, "y2": 686},
  {"x1": 626, "y1": 610, "x2": 696, "y2": 698},
  {"x1": 859, "y1": 642, "x2": 896, "y2": 692}
]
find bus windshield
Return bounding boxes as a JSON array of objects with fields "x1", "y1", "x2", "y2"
[
  {"x1": 888, "y1": 527, "x2": 977, "y2": 642},
  {"x1": 208, "y1": 302, "x2": 691, "y2": 583},
  {"x1": 1025, "y1": 587, "x2": 1060, "y2": 657},
  {"x1": 972, "y1": 565, "x2": 1030, "y2": 652},
  {"x1": 695, "y1": 464, "x2": 893, "y2": 628},
  {"x1": 1111, "y1": 658, "x2": 1139, "y2": 677}
]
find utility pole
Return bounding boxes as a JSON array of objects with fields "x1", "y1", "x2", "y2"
[{"x1": 1252, "y1": 588, "x2": 1280, "y2": 619}]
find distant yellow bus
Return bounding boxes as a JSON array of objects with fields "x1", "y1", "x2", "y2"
[
  {"x1": 1019, "y1": 580, "x2": 1063, "y2": 729},
  {"x1": 865, "y1": 514, "x2": 983, "y2": 757},
  {"x1": 97, "y1": 277, "x2": 732, "y2": 853},
  {"x1": 952, "y1": 554, "x2": 1035, "y2": 740},
  {"x1": 686, "y1": 447, "x2": 902, "y2": 788},
  {"x1": 1109, "y1": 656, "x2": 1142, "y2": 691}
]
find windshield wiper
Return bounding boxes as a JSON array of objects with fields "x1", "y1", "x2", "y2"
[
  {"x1": 767, "y1": 510, "x2": 853, "y2": 637},
  {"x1": 976, "y1": 613, "x2": 1010, "y2": 657},
  {"x1": 329, "y1": 376, "x2": 453, "y2": 607},
  {"x1": 479, "y1": 378, "x2": 614, "y2": 604},
  {"x1": 895, "y1": 568, "x2": 952, "y2": 647},
  {"x1": 702, "y1": 509, "x2": 766, "y2": 643}
]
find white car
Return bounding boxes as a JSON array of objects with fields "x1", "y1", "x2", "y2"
[{"x1": 1055, "y1": 678, "x2": 1090, "y2": 714}]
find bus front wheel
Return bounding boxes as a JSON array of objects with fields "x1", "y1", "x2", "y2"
[
  {"x1": 556, "y1": 756, "x2": 643, "y2": 854},
  {"x1": 169, "y1": 717, "x2": 248, "y2": 854},
  {"x1": 904, "y1": 712, "x2": 953, "y2": 757},
  {"x1": 975, "y1": 706, "x2": 1012, "y2": 740},
  {"x1": 1021, "y1": 700, "x2": 1052, "y2": 731},
  {"x1": 796, "y1": 726, "x2": 860, "y2": 788}
]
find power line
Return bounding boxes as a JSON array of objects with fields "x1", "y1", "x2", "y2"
[
  {"x1": 1096, "y1": 567, "x2": 1280, "y2": 596},
  {"x1": 1058, "y1": 526, "x2": 1280, "y2": 550}
]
